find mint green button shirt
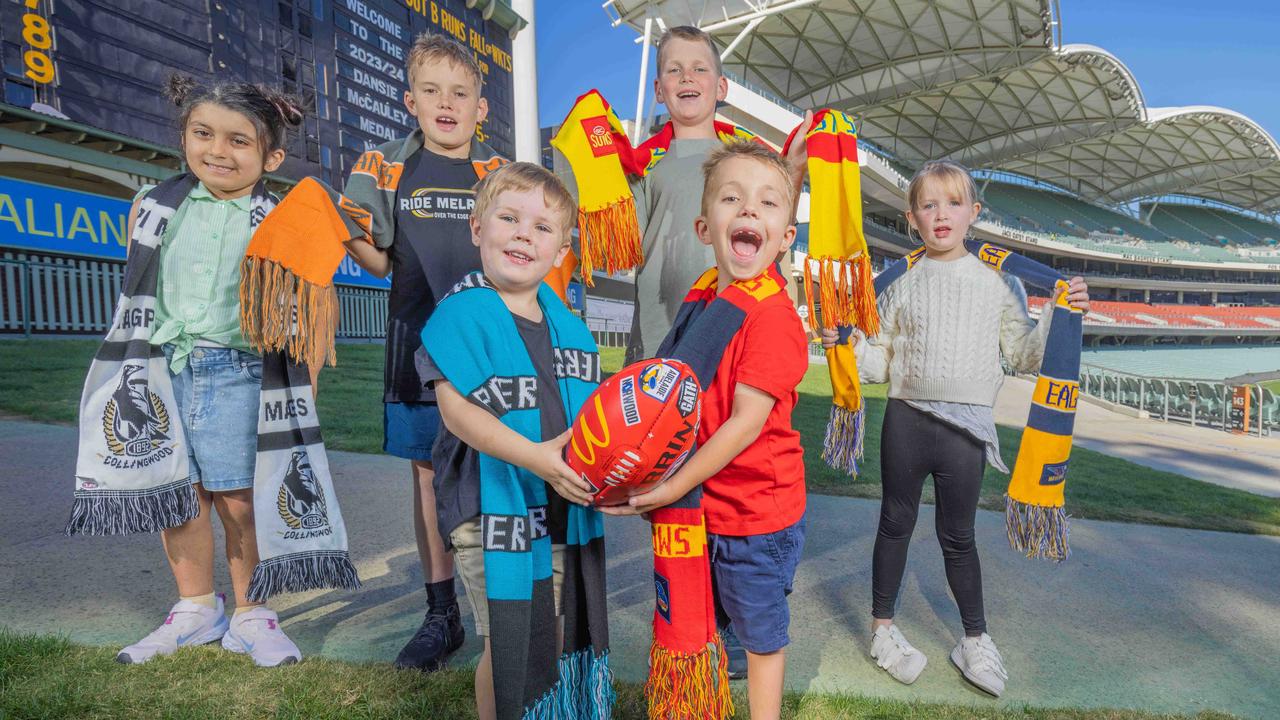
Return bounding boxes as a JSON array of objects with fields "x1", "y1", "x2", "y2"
[{"x1": 135, "y1": 183, "x2": 257, "y2": 372}]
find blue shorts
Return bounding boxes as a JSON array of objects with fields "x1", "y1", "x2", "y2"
[
  {"x1": 383, "y1": 401, "x2": 442, "y2": 462},
  {"x1": 710, "y1": 517, "x2": 806, "y2": 654},
  {"x1": 165, "y1": 345, "x2": 261, "y2": 493}
]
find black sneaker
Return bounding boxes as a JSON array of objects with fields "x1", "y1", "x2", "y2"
[
  {"x1": 394, "y1": 604, "x2": 465, "y2": 671},
  {"x1": 720, "y1": 623, "x2": 748, "y2": 680}
]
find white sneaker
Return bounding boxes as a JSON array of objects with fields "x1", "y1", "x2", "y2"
[
  {"x1": 221, "y1": 606, "x2": 301, "y2": 667},
  {"x1": 117, "y1": 595, "x2": 229, "y2": 664},
  {"x1": 870, "y1": 624, "x2": 927, "y2": 684},
  {"x1": 950, "y1": 633, "x2": 1008, "y2": 697}
]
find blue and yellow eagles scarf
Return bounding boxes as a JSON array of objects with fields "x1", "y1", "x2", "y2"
[
  {"x1": 422, "y1": 273, "x2": 613, "y2": 720},
  {"x1": 874, "y1": 241, "x2": 1083, "y2": 561}
]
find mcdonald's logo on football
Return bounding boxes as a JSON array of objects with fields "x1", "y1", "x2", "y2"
[
  {"x1": 570, "y1": 395, "x2": 611, "y2": 466},
  {"x1": 580, "y1": 115, "x2": 618, "y2": 157}
]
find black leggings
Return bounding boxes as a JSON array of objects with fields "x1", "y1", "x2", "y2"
[{"x1": 872, "y1": 399, "x2": 987, "y2": 635}]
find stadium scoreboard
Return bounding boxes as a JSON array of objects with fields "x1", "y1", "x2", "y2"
[{"x1": 1, "y1": 0, "x2": 519, "y2": 186}]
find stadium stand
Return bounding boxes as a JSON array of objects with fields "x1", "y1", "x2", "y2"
[
  {"x1": 1028, "y1": 297, "x2": 1280, "y2": 330},
  {"x1": 981, "y1": 181, "x2": 1169, "y2": 242},
  {"x1": 1146, "y1": 203, "x2": 1280, "y2": 247}
]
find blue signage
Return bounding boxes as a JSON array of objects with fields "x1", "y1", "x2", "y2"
[
  {"x1": 0, "y1": 176, "x2": 130, "y2": 259},
  {"x1": 0, "y1": 176, "x2": 389, "y2": 289},
  {"x1": 566, "y1": 281, "x2": 585, "y2": 311}
]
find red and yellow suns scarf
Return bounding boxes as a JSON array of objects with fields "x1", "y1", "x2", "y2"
[
  {"x1": 644, "y1": 264, "x2": 790, "y2": 720},
  {"x1": 781, "y1": 110, "x2": 878, "y2": 477},
  {"x1": 550, "y1": 89, "x2": 761, "y2": 283}
]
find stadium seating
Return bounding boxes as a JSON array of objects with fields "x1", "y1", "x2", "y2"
[
  {"x1": 977, "y1": 182, "x2": 1280, "y2": 265},
  {"x1": 1146, "y1": 204, "x2": 1280, "y2": 247},
  {"x1": 1026, "y1": 298, "x2": 1280, "y2": 330},
  {"x1": 981, "y1": 181, "x2": 1169, "y2": 242}
]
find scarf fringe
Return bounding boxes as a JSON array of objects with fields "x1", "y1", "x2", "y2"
[
  {"x1": 577, "y1": 196, "x2": 641, "y2": 285},
  {"x1": 1005, "y1": 495, "x2": 1071, "y2": 562},
  {"x1": 523, "y1": 648, "x2": 616, "y2": 720},
  {"x1": 644, "y1": 635, "x2": 733, "y2": 720},
  {"x1": 65, "y1": 478, "x2": 199, "y2": 536},
  {"x1": 239, "y1": 256, "x2": 339, "y2": 369},
  {"x1": 246, "y1": 550, "x2": 361, "y2": 602},
  {"x1": 821, "y1": 404, "x2": 865, "y2": 477},
  {"x1": 805, "y1": 254, "x2": 879, "y2": 336}
]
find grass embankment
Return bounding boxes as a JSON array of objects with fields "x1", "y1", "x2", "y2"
[
  {"x1": 0, "y1": 629, "x2": 1237, "y2": 720},
  {"x1": 2, "y1": 339, "x2": 1278, "y2": 536}
]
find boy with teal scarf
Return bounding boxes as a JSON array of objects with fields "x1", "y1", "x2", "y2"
[{"x1": 421, "y1": 163, "x2": 612, "y2": 720}]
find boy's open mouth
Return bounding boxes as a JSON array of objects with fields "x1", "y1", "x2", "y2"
[
  {"x1": 676, "y1": 90, "x2": 700, "y2": 100},
  {"x1": 504, "y1": 249, "x2": 533, "y2": 266},
  {"x1": 933, "y1": 225, "x2": 952, "y2": 238},
  {"x1": 435, "y1": 115, "x2": 458, "y2": 132},
  {"x1": 730, "y1": 228, "x2": 763, "y2": 260}
]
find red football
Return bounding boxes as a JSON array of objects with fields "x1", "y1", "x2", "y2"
[{"x1": 566, "y1": 359, "x2": 702, "y2": 506}]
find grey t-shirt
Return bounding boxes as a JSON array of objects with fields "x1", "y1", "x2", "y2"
[
  {"x1": 417, "y1": 313, "x2": 569, "y2": 547},
  {"x1": 626, "y1": 138, "x2": 722, "y2": 362}
]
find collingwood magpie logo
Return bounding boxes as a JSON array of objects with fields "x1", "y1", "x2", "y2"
[
  {"x1": 277, "y1": 451, "x2": 330, "y2": 531},
  {"x1": 102, "y1": 364, "x2": 171, "y2": 458}
]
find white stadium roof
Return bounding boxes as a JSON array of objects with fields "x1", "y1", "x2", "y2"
[{"x1": 605, "y1": 0, "x2": 1280, "y2": 213}]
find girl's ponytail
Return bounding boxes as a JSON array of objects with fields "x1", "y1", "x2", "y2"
[
  {"x1": 164, "y1": 73, "x2": 199, "y2": 108},
  {"x1": 259, "y1": 85, "x2": 305, "y2": 130}
]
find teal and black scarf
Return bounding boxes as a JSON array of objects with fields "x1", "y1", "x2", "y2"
[
  {"x1": 422, "y1": 273, "x2": 613, "y2": 720},
  {"x1": 874, "y1": 240, "x2": 1083, "y2": 561}
]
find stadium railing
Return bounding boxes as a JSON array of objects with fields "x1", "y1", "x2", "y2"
[
  {"x1": 1079, "y1": 363, "x2": 1276, "y2": 435},
  {"x1": 0, "y1": 253, "x2": 388, "y2": 340}
]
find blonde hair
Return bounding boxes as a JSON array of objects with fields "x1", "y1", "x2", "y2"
[
  {"x1": 472, "y1": 162, "x2": 576, "y2": 244},
  {"x1": 656, "y1": 25, "x2": 723, "y2": 75},
  {"x1": 701, "y1": 140, "x2": 795, "y2": 215},
  {"x1": 906, "y1": 159, "x2": 979, "y2": 210},
  {"x1": 406, "y1": 32, "x2": 483, "y2": 89}
]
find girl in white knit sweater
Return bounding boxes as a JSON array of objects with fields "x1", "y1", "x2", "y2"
[{"x1": 826, "y1": 160, "x2": 1089, "y2": 697}]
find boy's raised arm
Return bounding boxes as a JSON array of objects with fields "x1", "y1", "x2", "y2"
[
  {"x1": 602, "y1": 382, "x2": 775, "y2": 516},
  {"x1": 434, "y1": 379, "x2": 596, "y2": 506}
]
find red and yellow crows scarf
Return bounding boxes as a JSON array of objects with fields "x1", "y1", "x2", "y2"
[
  {"x1": 781, "y1": 110, "x2": 877, "y2": 477},
  {"x1": 550, "y1": 89, "x2": 760, "y2": 283},
  {"x1": 645, "y1": 264, "x2": 791, "y2": 720}
]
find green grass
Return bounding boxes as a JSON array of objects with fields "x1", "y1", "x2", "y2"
[
  {"x1": 0, "y1": 629, "x2": 1238, "y2": 720},
  {"x1": 3, "y1": 339, "x2": 1279, "y2": 536},
  {"x1": 1261, "y1": 379, "x2": 1280, "y2": 394}
]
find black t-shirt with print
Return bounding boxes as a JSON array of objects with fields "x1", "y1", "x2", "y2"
[
  {"x1": 385, "y1": 148, "x2": 481, "y2": 403},
  {"x1": 417, "y1": 312, "x2": 570, "y2": 548}
]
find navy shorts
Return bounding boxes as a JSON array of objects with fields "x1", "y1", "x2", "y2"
[
  {"x1": 709, "y1": 516, "x2": 806, "y2": 654},
  {"x1": 383, "y1": 401, "x2": 441, "y2": 462}
]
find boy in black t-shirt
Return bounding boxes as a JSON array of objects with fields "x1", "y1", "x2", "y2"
[{"x1": 343, "y1": 32, "x2": 506, "y2": 672}]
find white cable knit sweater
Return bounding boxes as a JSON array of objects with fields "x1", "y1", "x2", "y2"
[{"x1": 855, "y1": 253, "x2": 1052, "y2": 407}]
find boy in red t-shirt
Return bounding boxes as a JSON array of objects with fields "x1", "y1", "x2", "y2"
[{"x1": 606, "y1": 141, "x2": 808, "y2": 720}]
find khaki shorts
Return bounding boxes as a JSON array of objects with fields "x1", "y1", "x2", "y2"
[{"x1": 450, "y1": 518, "x2": 565, "y2": 637}]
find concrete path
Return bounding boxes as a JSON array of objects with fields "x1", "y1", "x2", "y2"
[
  {"x1": 996, "y1": 376, "x2": 1280, "y2": 497},
  {"x1": 2, "y1": 418, "x2": 1278, "y2": 719}
]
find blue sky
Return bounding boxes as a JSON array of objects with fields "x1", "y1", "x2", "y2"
[{"x1": 534, "y1": 1, "x2": 1280, "y2": 139}]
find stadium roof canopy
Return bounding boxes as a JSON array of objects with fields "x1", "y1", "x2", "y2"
[{"x1": 604, "y1": 0, "x2": 1280, "y2": 213}]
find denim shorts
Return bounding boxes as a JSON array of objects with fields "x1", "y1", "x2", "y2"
[
  {"x1": 383, "y1": 401, "x2": 442, "y2": 462},
  {"x1": 164, "y1": 345, "x2": 261, "y2": 492},
  {"x1": 709, "y1": 516, "x2": 806, "y2": 654}
]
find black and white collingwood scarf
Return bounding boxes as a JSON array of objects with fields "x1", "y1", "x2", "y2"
[{"x1": 68, "y1": 173, "x2": 359, "y2": 601}]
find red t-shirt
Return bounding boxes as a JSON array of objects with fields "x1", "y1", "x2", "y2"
[{"x1": 699, "y1": 290, "x2": 809, "y2": 536}]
